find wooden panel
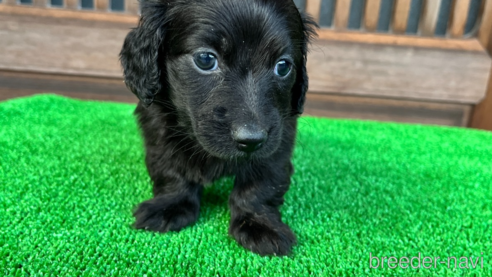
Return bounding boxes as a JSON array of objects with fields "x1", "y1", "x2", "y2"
[
  {"x1": 304, "y1": 93, "x2": 472, "y2": 127},
  {"x1": 421, "y1": 0, "x2": 442, "y2": 36},
  {"x1": 478, "y1": 0, "x2": 492, "y2": 53},
  {"x1": 125, "y1": 0, "x2": 139, "y2": 15},
  {"x1": 0, "y1": 13, "x2": 129, "y2": 78},
  {"x1": 0, "y1": 5, "x2": 138, "y2": 23},
  {"x1": 364, "y1": 0, "x2": 382, "y2": 32},
  {"x1": 305, "y1": 0, "x2": 321, "y2": 23},
  {"x1": 449, "y1": 0, "x2": 471, "y2": 38},
  {"x1": 66, "y1": 0, "x2": 79, "y2": 9},
  {"x1": 307, "y1": 39, "x2": 491, "y2": 104},
  {"x1": 392, "y1": 0, "x2": 411, "y2": 34},
  {"x1": 96, "y1": 0, "x2": 109, "y2": 11},
  {"x1": 334, "y1": 0, "x2": 351, "y2": 30},
  {"x1": 317, "y1": 29, "x2": 485, "y2": 51}
]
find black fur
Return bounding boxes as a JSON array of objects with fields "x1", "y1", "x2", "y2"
[{"x1": 120, "y1": 0, "x2": 316, "y2": 256}]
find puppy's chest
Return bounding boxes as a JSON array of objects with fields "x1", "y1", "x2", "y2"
[{"x1": 191, "y1": 156, "x2": 235, "y2": 185}]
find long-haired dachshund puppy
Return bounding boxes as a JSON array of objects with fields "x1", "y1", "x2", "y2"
[{"x1": 120, "y1": 0, "x2": 316, "y2": 256}]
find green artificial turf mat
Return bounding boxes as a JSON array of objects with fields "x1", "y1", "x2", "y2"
[{"x1": 1, "y1": 94, "x2": 492, "y2": 276}]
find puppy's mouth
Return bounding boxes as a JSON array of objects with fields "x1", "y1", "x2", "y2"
[
  {"x1": 197, "y1": 135, "x2": 273, "y2": 161},
  {"x1": 191, "y1": 121, "x2": 278, "y2": 161}
]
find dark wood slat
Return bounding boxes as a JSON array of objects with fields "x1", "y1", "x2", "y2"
[
  {"x1": 304, "y1": 93, "x2": 472, "y2": 127},
  {"x1": 0, "y1": 89, "x2": 137, "y2": 103},
  {"x1": 0, "y1": 70, "x2": 136, "y2": 103}
]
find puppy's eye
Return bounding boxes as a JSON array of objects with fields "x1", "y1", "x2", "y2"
[
  {"x1": 274, "y1": 60, "x2": 292, "y2": 77},
  {"x1": 194, "y1": 52, "x2": 218, "y2": 71}
]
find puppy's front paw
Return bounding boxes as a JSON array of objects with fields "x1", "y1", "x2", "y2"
[
  {"x1": 229, "y1": 216, "x2": 296, "y2": 256},
  {"x1": 133, "y1": 197, "x2": 199, "y2": 232}
]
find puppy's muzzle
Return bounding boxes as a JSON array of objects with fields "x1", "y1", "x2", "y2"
[{"x1": 232, "y1": 124, "x2": 267, "y2": 153}]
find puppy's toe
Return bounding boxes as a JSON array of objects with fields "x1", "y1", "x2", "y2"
[
  {"x1": 133, "y1": 197, "x2": 199, "y2": 232},
  {"x1": 229, "y1": 216, "x2": 296, "y2": 256}
]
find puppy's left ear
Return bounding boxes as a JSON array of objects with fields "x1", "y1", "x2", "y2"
[
  {"x1": 291, "y1": 13, "x2": 317, "y2": 115},
  {"x1": 119, "y1": 1, "x2": 170, "y2": 107}
]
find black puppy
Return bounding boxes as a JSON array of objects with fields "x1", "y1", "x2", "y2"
[{"x1": 120, "y1": 0, "x2": 315, "y2": 256}]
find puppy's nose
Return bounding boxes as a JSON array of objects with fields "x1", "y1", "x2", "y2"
[{"x1": 233, "y1": 126, "x2": 267, "y2": 153}]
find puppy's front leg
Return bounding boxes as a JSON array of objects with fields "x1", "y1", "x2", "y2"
[
  {"x1": 229, "y1": 162, "x2": 296, "y2": 256},
  {"x1": 133, "y1": 170, "x2": 203, "y2": 233}
]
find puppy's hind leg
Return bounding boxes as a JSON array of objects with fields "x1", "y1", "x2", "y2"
[
  {"x1": 229, "y1": 162, "x2": 296, "y2": 256},
  {"x1": 134, "y1": 170, "x2": 203, "y2": 233}
]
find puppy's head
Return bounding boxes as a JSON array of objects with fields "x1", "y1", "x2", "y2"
[{"x1": 120, "y1": 0, "x2": 316, "y2": 159}]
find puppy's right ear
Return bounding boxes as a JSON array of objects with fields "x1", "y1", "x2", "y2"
[
  {"x1": 120, "y1": 1, "x2": 169, "y2": 107},
  {"x1": 291, "y1": 12, "x2": 317, "y2": 115}
]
